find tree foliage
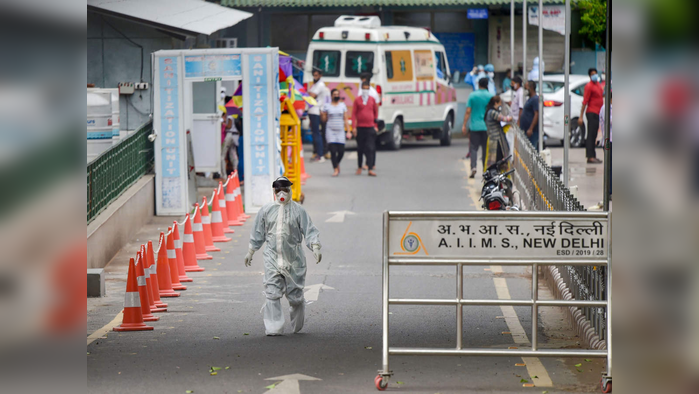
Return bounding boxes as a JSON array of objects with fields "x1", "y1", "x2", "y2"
[{"x1": 578, "y1": 0, "x2": 607, "y2": 45}]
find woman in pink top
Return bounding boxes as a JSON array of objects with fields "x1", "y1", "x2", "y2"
[{"x1": 351, "y1": 81, "x2": 379, "y2": 177}]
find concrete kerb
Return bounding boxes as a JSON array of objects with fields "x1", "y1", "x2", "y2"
[{"x1": 541, "y1": 265, "x2": 607, "y2": 350}]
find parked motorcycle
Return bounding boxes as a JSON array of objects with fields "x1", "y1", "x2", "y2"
[{"x1": 480, "y1": 155, "x2": 520, "y2": 211}]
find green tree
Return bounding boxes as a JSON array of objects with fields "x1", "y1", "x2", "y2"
[{"x1": 577, "y1": 0, "x2": 607, "y2": 45}]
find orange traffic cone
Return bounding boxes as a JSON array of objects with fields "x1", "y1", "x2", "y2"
[
  {"x1": 183, "y1": 213, "x2": 205, "y2": 271},
  {"x1": 141, "y1": 245, "x2": 166, "y2": 312},
  {"x1": 156, "y1": 232, "x2": 180, "y2": 298},
  {"x1": 135, "y1": 250, "x2": 159, "y2": 322},
  {"x1": 191, "y1": 204, "x2": 213, "y2": 260},
  {"x1": 233, "y1": 172, "x2": 250, "y2": 220},
  {"x1": 166, "y1": 227, "x2": 186, "y2": 291},
  {"x1": 113, "y1": 257, "x2": 154, "y2": 332},
  {"x1": 225, "y1": 174, "x2": 244, "y2": 226},
  {"x1": 145, "y1": 241, "x2": 168, "y2": 309},
  {"x1": 200, "y1": 197, "x2": 220, "y2": 252},
  {"x1": 172, "y1": 221, "x2": 193, "y2": 282},
  {"x1": 300, "y1": 147, "x2": 310, "y2": 185},
  {"x1": 217, "y1": 182, "x2": 235, "y2": 234},
  {"x1": 210, "y1": 191, "x2": 232, "y2": 243}
]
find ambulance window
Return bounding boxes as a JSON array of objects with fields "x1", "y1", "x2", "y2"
[
  {"x1": 313, "y1": 50, "x2": 341, "y2": 77},
  {"x1": 345, "y1": 51, "x2": 374, "y2": 78},
  {"x1": 385, "y1": 52, "x2": 394, "y2": 79},
  {"x1": 435, "y1": 51, "x2": 448, "y2": 80}
]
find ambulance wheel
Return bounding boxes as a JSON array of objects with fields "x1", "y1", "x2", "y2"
[
  {"x1": 600, "y1": 377, "x2": 612, "y2": 393},
  {"x1": 384, "y1": 119, "x2": 402, "y2": 151},
  {"x1": 375, "y1": 375, "x2": 387, "y2": 391},
  {"x1": 440, "y1": 113, "x2": 453, "y2": 146}
]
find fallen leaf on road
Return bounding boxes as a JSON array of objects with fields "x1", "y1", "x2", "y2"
[
  {"x1": 584, "y1": 359, "x2": 592, "y2": 362},
  {"x1": 575, "y1": 363, "x2": 582, "y2": 367},
  {"x1": 520, "y1": 379, "x2": 529, "y2": 383},
  {"x1": 396, "y1": 381, "x2": 404, "y2": 385},
  {"x1": 211, "y1": 367, "x2": 222, "y2": 371},
  {"x1": 265, "y1": 383, "x2": 279, "y2": 389},
  {"x1": 576, "y1": 369, "x2": 582, "y2": 373},
  {"x1": 225, "y1": 367, "x2": 231, "y2": 370},
  {"x1": 533, "y1": 376, "x2": 538, "y2": 379},
  {"x1": 87, "y1": 352, "x2": 90, "y2": 355},
  {"x1": 186, "y1": 391, "x2": 193, "y2": 393},
  {"x1": 365, "y1": 346, "x2": 372, "y2": 350},
  {"x1": 515, "y1": 363, "x2": 525, "y2": 367},
  {"x1": 244, "y1": 333, "x2": 249, "y2": 336},
  {"x1": 542, "y1": 391, "x2": 548, "y2": 394},
  {"x1": 210, "y1": 372, "x2": 217, "y2": 376},
  {"x1": 213, "y1": 337, "x2": 220, "y2": 340}
]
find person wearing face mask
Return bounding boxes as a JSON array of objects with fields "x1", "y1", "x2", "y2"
[
  {"x1": 484, "y1": 95, "x2": 513, "y2": 168},
  {"x1": 484, "y1": 64, "x2": 497, "y2": 96},
  {"x1": 579, "y1": 68, "x2": 604, "y2": 164},
  {"x1": 244, "y1": 176, "x2": 321, "y2": 336},
  {"x1": 509, "y1": 76, "x2": 524, "y2": 126},
  {"x1": 321, "y1": 89, "x2": 351, "y2": 177},
  {"x1": 465, "y1": 65, "x2": 486, "y2": 91},
  {"x1": 520, "y1": 81, "x2": 540, "y2": 150},
  {"x1": 352, "y1": 81, "x2": 379, "y2": 176},
  {"x1": 308, "y1": 69, "x2": 330, "y2": 162}
]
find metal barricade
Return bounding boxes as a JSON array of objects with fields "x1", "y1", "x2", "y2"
[
  {"x1": 511, "y1": 128, "x2": 607, "y2": 346},
  {"x1": 377, "y1": 211, "x2": 612, "y2": 392}
]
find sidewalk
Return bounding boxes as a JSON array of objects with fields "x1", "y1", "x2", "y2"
[{"x1": 549, "y1": 146, "x2": 611, "y2": 210}]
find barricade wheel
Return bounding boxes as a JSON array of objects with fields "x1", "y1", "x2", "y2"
[
  {"x1": 374, "y1": 375, "x2": 387, "y2": 391},
  {"x1": 600, "y1": 378, "x2": 612, "y2": 393}
]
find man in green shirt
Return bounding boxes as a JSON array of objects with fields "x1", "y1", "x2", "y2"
[{"x1": 462, "y1": 78, "x2": 493, "y2": 178}]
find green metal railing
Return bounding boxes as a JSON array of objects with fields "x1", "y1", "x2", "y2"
[{"x1": 87, "y1": 121, "x2": 154, "y2": 223}]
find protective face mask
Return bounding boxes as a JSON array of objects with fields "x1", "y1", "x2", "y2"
[
  {"x1": 220, "y1": 92, "x2": 226, "y2": 99},
  {"x1": 333, "y1": 96, "x2": 340, "y2": 102},
  {"x1": 361, "y1": 89, "x2": 369, "y2": 99},
  {"x1": 488, "y1": 72, "x2": 495, "y2": 78},
  {"x1": 276, "y1": 191, "x2": 290, "y2": 204},
  {"x1": 591, "y1": 74, "x2": 599, "y2": 83},
  {"x1": 313, "y1": 78, "x2": 320, "y2": 83}
]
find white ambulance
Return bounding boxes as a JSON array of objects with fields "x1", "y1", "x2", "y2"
[{"x1": 304, "y1": 15, "x2": 458, "y2": 150}]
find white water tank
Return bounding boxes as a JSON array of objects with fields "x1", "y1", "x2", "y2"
[
  {"x1": 334, "y1": 15, "x2": 381, "y2": 28},
  {"x1": 87, "y1": 91, "x2": 113, "y2": 160}
]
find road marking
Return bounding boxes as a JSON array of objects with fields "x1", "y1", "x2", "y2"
[
  {"x1": 325, "y1": 210, "x2": 356, "y2": 223},
  {"x1": 265, "y1": 373, "x2": 321, "y2": 394},
  {"x1": 304, "y1": 283, "x2": 335, "y2": 302},
  {"x1": 87, "y1": 310, "x2": 123, "y2": 346},
  {"x1": 492, "y1": 276, "x2": 553, "y2": 387}
]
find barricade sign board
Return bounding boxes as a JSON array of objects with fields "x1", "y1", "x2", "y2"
[
  {"x1": 377, "y1": 211, "x2": 612, "y2": 392},
  {"x1": 389, "y1": 213, "x2": 608, "y2": 260}
]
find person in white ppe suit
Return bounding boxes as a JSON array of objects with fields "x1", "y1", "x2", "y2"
[{"x1": 244, "y1": 177, "x2": 322, "y2": 336}]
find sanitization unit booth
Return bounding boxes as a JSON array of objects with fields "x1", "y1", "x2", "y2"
[{"x1": 152, "y1": 48, "x2": 281, "y2": 216}]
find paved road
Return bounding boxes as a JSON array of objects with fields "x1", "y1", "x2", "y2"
[{"x1": 88, "y1": 137, "x2": 604, "y2": 393}]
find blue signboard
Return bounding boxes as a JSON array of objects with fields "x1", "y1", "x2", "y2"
[
  {"x1": 432, "y1": 32, "x2": 475, "y2": 75},
  {"x1": 159, "y1": 56, "x2": 180, "y2": 178},
  {"x1": 467, "y1": 8, "x2": 489, "y2": 19},
  {"x1": 248, "y1": 53, "x2": 270, "y2": 176},
  {"x1": 184, "y1": 54, "x2": 242, "y2": 78}
]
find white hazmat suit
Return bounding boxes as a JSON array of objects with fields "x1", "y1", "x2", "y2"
[{"x1": 245, "y1": 186, "x2": 321, "y2": 336}]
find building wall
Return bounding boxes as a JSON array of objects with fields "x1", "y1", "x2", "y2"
[{"x1": 88, "y1": 13, "x2": 182, "y2": 130}]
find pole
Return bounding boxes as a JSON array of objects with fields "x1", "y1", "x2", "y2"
[
  {"x1": 538, "y1": 0, "x2": 544, "y2": 154},
  {"x1": 563, "y1": 0, "x2": 571, "y2": 186},
  {"x1": 603, "y1": 0, "x2": 611, "y2": 210},
  {"x1": 511, "y1": 0, "x2": 515, "y2": 82},
  {"x1": 523, "y1": 0, "x2": 527, "y2": 82}
]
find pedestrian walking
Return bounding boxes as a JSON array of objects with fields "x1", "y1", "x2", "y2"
[
  {"x1": 580, "y1": 68, "x2": 604, "y2": 163},
  {"x1": 520, "y1": 81, "x2": 540, "y2": 151},
  {"x1": 321, "y1": 89, "x2": 351, "y2": 177},
  {"x1": 360, "y1": 72, "x2": 380, "y2": 102},
  {"x1": 220, "y1": 111, "x2": 239, "y2": 177},
  {"x1": 308, "y1": 69, "x2": 329, "y2": 163},
  {"x1": 484, "y1": 95, "x2": 513, "y2": 168},
  {"x1": 352, "y1": 81, "x2": 379, "y2": 177},
  {"x1": 244, "y1": 177, "x2": 321, "y2": 336},
  {"x1": 502, "y1": 69, "x2": 512, "y2": 94},
  {"x1": 462, "y1": 78, "x2": 493, "y2": 178}
]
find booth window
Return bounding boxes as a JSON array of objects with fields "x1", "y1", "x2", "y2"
[
  {"x1": 313, "y1": 50, "x2": 341, "y2": 77},
  {"x1": 345, "y1": 51, "x2": 374, "y2": 78}
]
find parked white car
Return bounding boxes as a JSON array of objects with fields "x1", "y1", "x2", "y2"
[{"x1": 501, "y1": 74, "x2": 591, "y2": 147}]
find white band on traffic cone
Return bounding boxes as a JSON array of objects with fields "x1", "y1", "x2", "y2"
[
  {"x1": 211, "y1": 211, "x2": 222, "y2": 223},
  {"x1": 183, "y1": 234, "x2": 194, "y2": 243},
  {"x1": 226, "y1": 194, "x2": 235, "y2": 201},
  {"x1": 174, "y1": 239, "x2": 182, "y2": 249},
  {"x1": 124, "y1": 292, "x2": 141, "y2": 308},
  {"x1": 167, "y1": 249, "x2": 176, "y2": 259},
  {"x1": 219, "y1": 199, "x2": 226, "y2": 207},
  {"x1": 202, "y1": 216, "x2": 211, "y2": 224},
  {"x1": 137, "y1": 275, "x2": 147, "y2": 286},
  {"x1": 193, "y1": 223, "x2": 203, "y2": 232}
]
